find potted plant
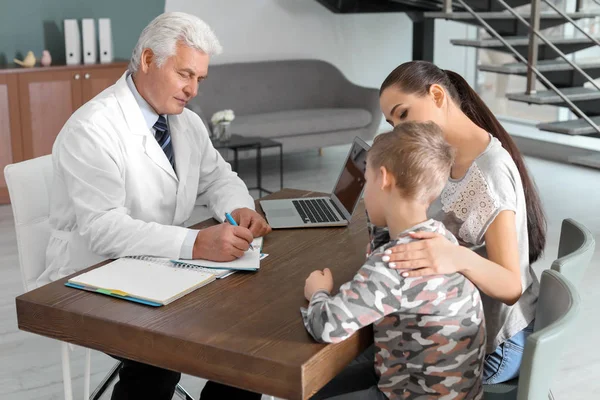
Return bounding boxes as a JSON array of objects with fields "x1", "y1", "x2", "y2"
[{"x1": 210, "y1": 109, "x2": 235, "y2": 142}]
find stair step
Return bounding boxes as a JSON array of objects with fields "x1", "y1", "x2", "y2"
[
  {"x1": 452, "y1": 36, "x2": 599, "y2": 59},
  {"x1": 390, "y1": 0, "x2": 454, "y2": 11},
  {"x1": 452, "y1": 35, "x2": 597, "y2": 48},
  {"x1": 479, "y1": 60, "x2": 600, "y2": 74},
  {"x1": 425, "y1": 11, "x2": 600, "y2": 20},
  {"x1": 538, "y1": 117, "x2": 600, "y2": 135},
  {"x1": 507, "y1": 87, "x2": 600, "y2": 104},
  {"x1": 428, "y1": 11, "x2": 600, "y2": 35},
  {"x1": 569, "y1": 153, "x2": 600, "y2": 168}
]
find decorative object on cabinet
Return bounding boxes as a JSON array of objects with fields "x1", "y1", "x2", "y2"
[
  {"x1": 13, "y1": 51, "x2": 36, "y2": 68},
  {"x1": 41, "y1": 51, "x2": 52, "y2": 67}
]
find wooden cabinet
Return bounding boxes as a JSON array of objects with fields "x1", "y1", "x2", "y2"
[
  {"x1": 0, "y1": 74, "x2": 22, "y2": 203},
  {"x1": 17, "y1": 63, "x2": 126, "y2": 160},
  {"x1": 0, "y1": 62, "x2": 127, "y2": 204},
  {"x1": 18, "y1": 70, "x2": 82, "y2": 160},
  {"x1": 82, "y1": 67, "x2": 126, "y2": 103}
]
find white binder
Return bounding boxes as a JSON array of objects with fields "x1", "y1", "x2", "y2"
[
  {"x1": 64, "y1": 19, "x2": 81, "y2": 66},
  {"x1": 82, "y1": 19, "x2": 97, "y2": 65},
  {"x1": 98, "y1": 18, "x2": 114, "y2": 64}
]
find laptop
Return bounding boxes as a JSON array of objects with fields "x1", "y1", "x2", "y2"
[{"x1": 260, "y1": 137, "x2": 370, "y2": 229}]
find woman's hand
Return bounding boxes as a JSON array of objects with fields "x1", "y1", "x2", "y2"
[{"x1": 382, "y1": 231, "x2": 462, "y2": 277}]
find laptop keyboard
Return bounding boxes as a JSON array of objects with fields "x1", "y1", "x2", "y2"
[{"x1": 292, "y1": 199, "x2": 341, "y2": 224}]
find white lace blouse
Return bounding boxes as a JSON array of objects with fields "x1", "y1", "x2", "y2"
[{"x1": 428, "y1": 135, "x2": 538, "y2": 353}]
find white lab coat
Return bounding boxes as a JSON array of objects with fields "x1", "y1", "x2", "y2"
[{"x1": 39, "y1": 72, "x2": 254, "y2": 286}]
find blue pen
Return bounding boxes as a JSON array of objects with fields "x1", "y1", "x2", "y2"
[
  {"x1": 224, "y1": 212, "x2": 238, "y2": 226},
  {"x1": 225, "y1": 212, "x2": 259, "y2": 251}
]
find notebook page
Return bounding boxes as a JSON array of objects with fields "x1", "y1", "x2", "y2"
[
  {"x1": 173, "y1": 237, "x2": 263, "y2": 271},
  {"x1": 128, "y1": 256, "x2": 233, "y2": 278},
  {"x1": 68, "y1": 258, "x2": 215, "y2": 304}
]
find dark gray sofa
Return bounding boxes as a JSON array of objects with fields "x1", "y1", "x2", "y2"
[{"x1": 187, "y1": 59, "x2": 382, "y2": 152}]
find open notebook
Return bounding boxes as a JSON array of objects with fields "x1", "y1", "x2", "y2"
[
  {"x1": 171, "y1": 237, "x2": 263, "y2": 271},
  {"x1": 66, "y1": 257, "x2": 215, "y2": 306},
  {"x1": 66, "y1": 237, "x2": 265, "y2": 306}
]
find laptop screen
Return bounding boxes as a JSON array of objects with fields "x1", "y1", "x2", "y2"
[{"x1": 332, "y1": 139, "x2": 369, "y2": 216}]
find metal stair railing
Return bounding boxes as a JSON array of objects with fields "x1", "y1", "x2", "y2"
[
  {"x1": 542, "y1": 0, "x2": 600, "y2": 48},
  {"x1": 495, "y1": 0, "x2": 600, "y2": 93},
  {"x1": 442, "y1": 0, "x2": 600, "y2": 134}
]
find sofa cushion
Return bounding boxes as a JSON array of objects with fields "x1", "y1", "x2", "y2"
[{"x1": 229, "y1": 108, "x2": 372, "y2": 138}]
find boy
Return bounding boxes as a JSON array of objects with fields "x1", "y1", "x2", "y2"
[{"x1": 302, "y1": 122, "x2": 485, "y2": 400}]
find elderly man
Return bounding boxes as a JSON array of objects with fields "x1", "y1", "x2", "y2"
[{"x1": 42, "y1": 12, "x2": 269, "y2": 400}]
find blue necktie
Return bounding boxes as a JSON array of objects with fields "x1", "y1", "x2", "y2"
[{"x1": 153, "y1": 115, "x2": 175, "y2": 171}]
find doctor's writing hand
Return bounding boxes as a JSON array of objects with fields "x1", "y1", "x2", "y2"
[
  {"x1": 230, "y1": 207, "x2": 272, "y2": 237},
  {"x1": 192, "y1": 224, "x2": 254, "y2": 261}
]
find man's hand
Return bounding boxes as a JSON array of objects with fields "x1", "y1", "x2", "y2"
[
  {"x1": 304, "y1": 268, "x2": 334, "y2": 301},
  {"x1": 230, "y1": 207, "x2": 271, "y2": 237},
  {"x1": 192, "y1": 224, "x2": 253, "y2": 261}
]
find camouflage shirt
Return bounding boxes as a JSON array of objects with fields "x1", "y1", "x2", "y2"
[{"x1": 302, "y1": 219, "x2": 485, "y2": 400}]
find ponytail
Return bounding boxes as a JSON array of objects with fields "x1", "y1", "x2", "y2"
[
  {"x1": 445, "y1": 70, "x2": 546, "y2": 264},
  {"x1": 381, "y1": 61, "x2": 546, "y2": 264}
]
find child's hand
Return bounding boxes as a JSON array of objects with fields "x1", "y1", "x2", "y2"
[{"x1": 304, "y1": 268, "x2": 334, "y2": 301}]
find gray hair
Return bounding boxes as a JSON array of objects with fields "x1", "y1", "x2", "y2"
[{"x1": 129, "y1": 12, "x2": 222, "y2": 73}]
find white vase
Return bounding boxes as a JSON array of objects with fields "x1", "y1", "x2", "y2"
[{"x1": 215, "y1": 122, "x2": 232, "y2": 142}]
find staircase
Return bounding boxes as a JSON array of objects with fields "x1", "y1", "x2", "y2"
[
  {"x1": 423, "y1": 0, "x2": 600, "y2": 139},
  {"x1": 317, "y1": 0, "x2": 600, "y2": 142}
]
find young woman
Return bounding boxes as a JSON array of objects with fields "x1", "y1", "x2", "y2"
[{"x1": 374, "y1": 60, "x2": 546, "y2": 384}]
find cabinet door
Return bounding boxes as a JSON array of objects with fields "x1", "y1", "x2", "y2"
[
  {"x1": 82, "y1": 66, "x2": 126, "y2": 104},
  {"x1": 19, "y1": 70, "x2": 82, "y2": 159},
  {"x1": 0, "y1": 74, "x2": 22, "y2": 204}
]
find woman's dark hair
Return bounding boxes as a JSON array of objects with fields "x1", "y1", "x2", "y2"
[{"x1": 380, "y1": 60, "x2": 546, "y2": 264}]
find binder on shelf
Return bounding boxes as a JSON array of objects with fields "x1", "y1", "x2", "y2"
[
  {"x1": 82, "y1": 18, "x2": 97, "y2": 65},
  {"x1": 98, "y1": 18, "x2": 114, "y2": 64},
  {"x1": 64, "y1": 19, "x2": 81, "y2": 66}
]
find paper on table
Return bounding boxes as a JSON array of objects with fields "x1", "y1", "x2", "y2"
[
  {"x1": 67, "y1": 257, "x2": 215, "y2": 305},
  {"x1": 172, "y1": 237, "x2": 263, "y2": 271}
]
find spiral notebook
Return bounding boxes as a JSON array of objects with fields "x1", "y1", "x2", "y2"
[
  {"x1": 65, "y1": 238, "x2": 265, "y2": 306},
  {"x1": 66, "y1": 257, "x2": 216, "y2": 306},
  {"x1": 171, "y1": 237, "x2": 263, "y2": 272}
]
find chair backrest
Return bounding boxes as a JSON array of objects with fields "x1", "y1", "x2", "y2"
[
  {"x1": 4, "y1": 155, "x2": 53, "y2": 292},
  {"x1": 517, "y1": 269, "x2": 581, "y2": 400},
  {"x1": 551, "y1": 218, "x2": 596, "y2": 285}
]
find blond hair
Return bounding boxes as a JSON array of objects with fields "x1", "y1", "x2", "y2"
[{"x1": 368, "y1": 121, "x2": 455, "y2": 204}]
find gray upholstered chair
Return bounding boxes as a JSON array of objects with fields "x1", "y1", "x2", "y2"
[
  {"x1": 187, "y1": 59, "x2": 382, "y2": 153},
  {"x1": 551, "y1": 218, "x2": 596, "y2": 285},
  {"x1": 483, "y1": 271, "x2": 582, "y2": 400}
]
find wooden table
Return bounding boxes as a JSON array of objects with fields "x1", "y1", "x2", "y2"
[{"x1": 16, "y1": 189, "x2": 373, "y2": 399}]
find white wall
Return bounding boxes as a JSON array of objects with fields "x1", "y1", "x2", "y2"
[{"x1": 165, "y1": 0, "x2": 477, "y2": 90}]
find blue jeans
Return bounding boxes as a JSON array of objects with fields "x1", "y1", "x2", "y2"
[{"x1": 483, "y1": 321, "x2": 535, "y2": 384}]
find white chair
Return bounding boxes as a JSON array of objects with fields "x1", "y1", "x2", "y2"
[
  {"x1": 4, "y1": 156, "x2": 197, "y2": 400},
  {"x1": 4, "y1": 155, "x2": 101, "y2": 400}
]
